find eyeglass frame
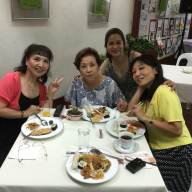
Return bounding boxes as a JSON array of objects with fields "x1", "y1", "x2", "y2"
[{"x1": 18, "y1": 142, "x2": 47, "y2": 163}]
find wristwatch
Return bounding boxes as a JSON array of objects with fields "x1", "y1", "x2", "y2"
[{"x1": 149, "y1": 119, "x2": 153, "y2": 126}]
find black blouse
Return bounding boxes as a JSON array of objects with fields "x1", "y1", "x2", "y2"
[{"x1": 0, "y1": 92, "x2": 39, "y2": 151}]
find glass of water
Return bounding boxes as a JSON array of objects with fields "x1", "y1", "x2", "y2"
[{"x1": 78, "y1": 128, "x2": 90, "y2": 148}]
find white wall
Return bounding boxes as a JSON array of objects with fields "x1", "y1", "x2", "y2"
[{"x1": 0, "y1": 0, "x2": 131, "y2": 98}]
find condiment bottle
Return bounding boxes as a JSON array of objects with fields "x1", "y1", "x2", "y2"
[{"x1": 99, "y1": 129, "x2": 103, "y2": 138}]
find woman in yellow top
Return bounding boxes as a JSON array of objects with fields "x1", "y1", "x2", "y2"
[{"x1": 128, "y1": 54, "x2": 192, "y2": 192}]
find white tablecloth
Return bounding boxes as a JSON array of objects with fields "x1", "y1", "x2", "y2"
[
  {"x1": 0, "y1": 110, "x2": 167, "y2": 192},
  {"x1": 162, "y1": 65, "x2": 192, "y2": 103}
]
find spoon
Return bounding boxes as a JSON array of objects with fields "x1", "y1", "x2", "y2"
[
  {"x1": 180, "y1": 66, "x2": 184, "y2": 71},
  {"x1": 90, "y1": 148, "x2": 123, "y2": 161},
  {"x1": 35, "y1": 114, "x2": 48, "y2": 126}
]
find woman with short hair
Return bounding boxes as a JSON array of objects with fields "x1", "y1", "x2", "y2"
[{"x1": 65, "y1": 47, "x2": 125, "y2": 109}]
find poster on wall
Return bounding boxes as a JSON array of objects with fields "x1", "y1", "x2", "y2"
[
  {"x1": 156, "y1": 0, "x2": 167, "y2": 18},
  {"x1": 171, "y1": 35, "x2": 178, "y2": 52},
  {"x1": 165, "y1": 0, "x2": 171, "y2": 16},
  {"x1": 148, "y1": 0, "x2": 157, "y2": 13},
  {"x1": 163, "y1": 18, "x2": 169, "y2": 36},
  {"x1": 174, "y1": 18, "x2": 180, "y2": 34},
  {"x1": 156, "y1": 19, "x2": 163, "y2": 39},
  {"x1": 139, "y1": 25, "x2": 147, "y2": 36},
  {"x1": 141, "y1": 3, "x2": 148, "y2": 21},
  {"x1": 169, "y1": 18, "x2": 174, "y2": 36},
  {"x1": 176, "y1": 3, "x2": 180, "y2": 14},
  {"x1": 179, "y1": 17, "x2": 185, "y2": 34},
  {"x1": 171, "y1": 3, "x2": 177, "y2": 14},
  {"x1": 148, "y1": 20, "x2": 157, "y2": 41},
  {"x1": 160, "y1": 39, "x2": 166, "y2": 57},
  {"x1": 88, "y1": 0, "x2": 111, "y2": 24},
  {"x1": 166, "y1": 37, "x2": 172, "y2": 54}
]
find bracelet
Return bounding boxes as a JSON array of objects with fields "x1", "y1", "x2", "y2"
[
  {"x1": 21, "y1": 110, "x2": 24, "y2": 118},
  {"x1": 46, "y1": 96, "x2": 53, "y2": 101}
]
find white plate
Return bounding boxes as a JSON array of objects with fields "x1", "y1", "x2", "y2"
[
  {"x1": 113, "y1": 139, "x2": 139, "y2": 153},
  {"x1": 82, "y1": 105, "x2": 115, "y2": 123},
  {"x1": 66, "y1": 148, "x2": 119, "y2": 184},
  {"x1": 183, "y1": 70, "x2": 192, "y2": 74},
  {"x1": 21, "y1": 117, "x2": 64, "y2": 139},
  {"x1": 106, "y1": 117, "x2": 146, "y2": 139}
]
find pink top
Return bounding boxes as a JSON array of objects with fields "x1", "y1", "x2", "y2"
[{"x1": 0, "y1": 71, "x2": 47, "y2": 109}]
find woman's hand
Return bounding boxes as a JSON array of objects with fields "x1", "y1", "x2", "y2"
[
  {"x1": 117, "y1": 98, "x2": 128, "y2": 112},
  {"x1": 48, "y1": 76, "x2": 65, "y2": 95},
  {"x1": 131, "y1": 105, "x2": 147, "y2": 122},
  {"x1": 163, "y1": 79, "x2": 177, "y2": 92},
  {"x1": 72, "y1": 75, "x2": 81, "y2": 83},
  {"x1": 24, "y1": 105, "x2": 41, "y2": 117}
]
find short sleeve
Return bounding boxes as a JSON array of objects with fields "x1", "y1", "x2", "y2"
[
  {"x1": 99, "y1": 59, "x2": 108, "y2": 76},
  {"x1": 64, "y1": 84, "x2": 74, "y2": 104},
  {"x1": 129, "y1": 51, "x2": 141, "y2": 63},
  {"x1": 0, "y1": 73, "x2": 17, "y2": 106},
  {"x1": 156, "y1": 86, "x2": 183, "y2": 122},
  {"x1": 111, "y1": 80, "x2": 126, "y2": 106},
  {"x1": 39, "y1": 82, "x2": 47, "y2": 106}
]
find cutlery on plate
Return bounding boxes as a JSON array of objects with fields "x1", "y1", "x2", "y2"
[
  {"x1": 125, "y1": 156, "x2": 157, "y2": 167},
  {"x1": 90, "y1": 149, "x2": 124, "y2": 161},
  {"x1": 83, "y1": 105, "x2": 95, "y2": 126},
  {"x1": 23, "y1": 126, "x2": 40, "y2": 140},
  {"x1": 35, "y1": 114, "x2": 48, "y2": 126},
  {"x1": 66, "y1": 150, "x2": 123, "y2": 161}
]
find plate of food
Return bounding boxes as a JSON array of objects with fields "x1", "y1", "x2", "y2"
[
  {"x1": 106, "y1": 117, "x2": 146, "y2": 139},
  {"x1": 21, "y1": 117, "x2": 64, "y2": 139},
  {"x1": 66, "y1": 148, "x2": 118, "y2": 184},
  {"x1": 183, "y1": 69, "x2": 192, "y2": 74},
  {"x1": 82, "y1": 105, "x2": 115, "y2": 123}
]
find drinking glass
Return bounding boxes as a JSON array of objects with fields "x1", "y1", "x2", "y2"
[
  {"x1": 41, "y1": 101, "x2": 50, "y2": 117},
  {"x1": 78, "y1": 128, "x2": 90, "y2": 148}
]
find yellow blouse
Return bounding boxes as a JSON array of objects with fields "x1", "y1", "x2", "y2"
[{"x1": 143, "y1": 85, "x2": 192, "y2": 150}]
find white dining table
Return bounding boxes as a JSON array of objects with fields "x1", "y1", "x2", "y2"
[
  {"x1": 162, "y1": 64, "x2": 192, "y2": 103},
  {"x1": 0, "y1": 109, "x2": 167, "y2": 192}
]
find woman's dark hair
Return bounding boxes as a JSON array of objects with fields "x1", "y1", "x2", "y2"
[
  {"x1": 130, "y1": 54, "x2": 165, "y2": 101},
  {"x1": 104, "y1": 28, "x2": 129, "y2": 60},
  {"x1": 73, "y1": 47, "x2": 101, "y2": 70},
  {"x1": 14, "y1": 44, "x2": 53, "y2": 84}
]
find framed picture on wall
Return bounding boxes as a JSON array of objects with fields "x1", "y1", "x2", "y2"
[
  {"x1": 11, "y1": 0, "x2": 49, "y2": 20},
  {"x1": 88, "y1": 0, "x2": 111, "y2": 24}
]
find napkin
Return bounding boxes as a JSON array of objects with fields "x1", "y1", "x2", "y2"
[
  {"x1": 115, "y1": 151, "x2": 156, "y2": 169},
  {"x1": 8, "y1": 144, "x2": 42, "y2": 160}
]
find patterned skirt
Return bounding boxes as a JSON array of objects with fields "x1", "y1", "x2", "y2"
[{"x1": 151, "y1": 143, "x2": 192, "y2": 192}]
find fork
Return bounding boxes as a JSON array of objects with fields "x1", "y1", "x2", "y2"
[
  {"x1": 35, "y1": 114, "x2": 48, "y2": 126},
  {"x1": 87, "y1": 106, "x2": 95, "y2": 126}
]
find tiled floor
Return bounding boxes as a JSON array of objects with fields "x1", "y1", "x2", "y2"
[{"x1": 181, "y1": 103, "x2": 192, "y2": 137}]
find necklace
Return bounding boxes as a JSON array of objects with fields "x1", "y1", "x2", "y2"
[{"x1": 28, "y1": 83, "x2": 34, "y2": 92}]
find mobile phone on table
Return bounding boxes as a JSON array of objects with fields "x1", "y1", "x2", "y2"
[{"x1": 126, "y1": 158, "x2": 146, "y2": 174}]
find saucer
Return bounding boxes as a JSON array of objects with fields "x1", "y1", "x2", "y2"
[{"x1": 113, "y1": 139, "x2": 139, "y2": 153}]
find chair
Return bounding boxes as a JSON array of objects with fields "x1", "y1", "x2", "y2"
[
  {"x1": 176, "y1": 53, "x2": 192, "y2": 66},
  {"x1": 176, "y1": 53, "x2": 192, "y2": 110}
]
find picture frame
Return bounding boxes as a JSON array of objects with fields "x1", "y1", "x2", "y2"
[
  {"x1": 11, "y1": 0, "x2": 49, "y2": 20},
  {"x1": 88, "y1": 0, "x2": 111, "y2": 24}
]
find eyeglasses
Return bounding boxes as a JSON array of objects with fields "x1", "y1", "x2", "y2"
[{"x1": 18, "y1": 142, "x2": 47, "y2": 163}]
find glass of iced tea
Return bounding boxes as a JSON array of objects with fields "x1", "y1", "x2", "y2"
[{"x1": 41, "y1": 101, "x2": 50, "y2": 117}]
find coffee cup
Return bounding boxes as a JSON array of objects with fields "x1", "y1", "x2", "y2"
[{"x1": 119, "y1": 132, "x2": 134, "y2": 149}]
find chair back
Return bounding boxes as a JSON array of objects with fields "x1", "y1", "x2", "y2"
[{"x1": 176, "y1": 53, "x2": 192, "y2": 66}]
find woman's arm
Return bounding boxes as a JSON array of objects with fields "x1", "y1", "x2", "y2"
[
  {"x1": 0, "y1": 102, "x2": 41, "y2": 119},
  {"x1": 127, "y1": 87, "x2": 145, "y2": 116},
  {"x1": 132, "y1": 105, "x2": 182, "y2": 136}
]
